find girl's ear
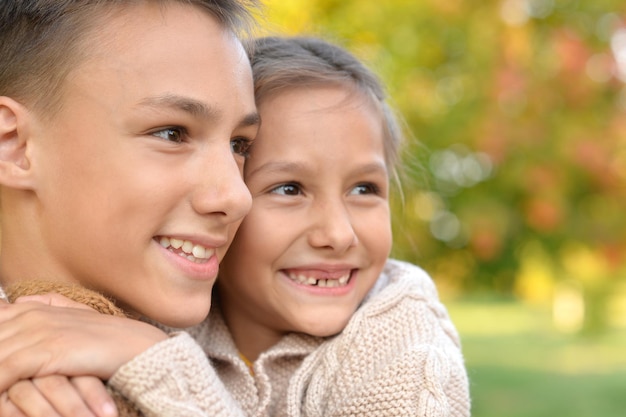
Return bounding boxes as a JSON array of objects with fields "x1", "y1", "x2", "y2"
[{"x1": 0, "y1": 96, "x2": 35, "y2": 190}]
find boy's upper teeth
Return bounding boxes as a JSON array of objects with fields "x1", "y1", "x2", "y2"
[{"x1": 158, "y1": 236, "x2": 215, "y2": 260}]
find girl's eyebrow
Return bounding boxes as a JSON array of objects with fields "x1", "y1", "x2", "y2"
[
  {"x1": 350, "y1": 162, "x2": 388, "y2": 176},
  {"x1": 246, "y1": 161, "x2": 306, "y2": 178},
  {"x1": 246, "y1": 161, "x2": 388, "y2": 178}
]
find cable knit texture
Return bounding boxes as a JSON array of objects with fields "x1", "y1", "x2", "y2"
[
  {"x1": 3, "y1": 280, "x2": 143, "y2": 417},
  {"x1": 191, "y1": 259, "x2": 471, "y2": 417},
  {"x1": 70, "y1": 259, "x2": 470, "y2": 416},
  {"x1": 110, "y1": 332, "x2": 246, "y2": 417}
]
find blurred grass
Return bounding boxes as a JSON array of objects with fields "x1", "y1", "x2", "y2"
[{"x1": 447, "y1": 300, "x2": 626, "y2": 417}]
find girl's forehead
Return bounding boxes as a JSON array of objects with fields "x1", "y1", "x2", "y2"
[{"x1": 248, "y1": 87, "x2": 387, "y2": 172}]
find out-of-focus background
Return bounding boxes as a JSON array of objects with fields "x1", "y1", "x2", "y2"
[{"x1": 259, "y1": 1, "x2": 626, "y2": 416}]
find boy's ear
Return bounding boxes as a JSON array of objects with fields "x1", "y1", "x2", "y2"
[{"x1": 0, "y1": 96, "x2": 35, "y2": 190}]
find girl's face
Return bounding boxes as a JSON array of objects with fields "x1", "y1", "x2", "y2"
[{"x1": 218, "y1": 86, "x2": 392, "y2": 357}]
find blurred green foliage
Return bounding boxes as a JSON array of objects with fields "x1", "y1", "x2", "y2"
[
  {"x1": 260, "y1": 0, "x2": 626, "y2": 333},
  {"x1": 448, "y1": 300, "x2": 626, "y2": 416}
]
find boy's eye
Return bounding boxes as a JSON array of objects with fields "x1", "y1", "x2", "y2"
[
  {"x1": 231, "y1": 137, "x2": 252, "y2": 157},
  {"x1": 151, "y1": 127, "x2": 184, "y2": 143},
  {"x1": 350, "y1": 183, "x2": 379, "y2": 195},
  {"x1": 271, "y1": 183, "x2": 301, "y2": 196}
]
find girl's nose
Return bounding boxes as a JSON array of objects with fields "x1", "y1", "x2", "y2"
[{"x1": 307, "y1": 200, "x2": 358, "y2": 252}]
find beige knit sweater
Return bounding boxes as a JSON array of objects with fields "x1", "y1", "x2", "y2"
[{"x1": 110, "y1": 259, "x2": 471, "y2": 417}]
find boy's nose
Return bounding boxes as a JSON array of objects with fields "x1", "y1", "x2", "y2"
[
  {"x1": 307, "y1": 200, "x2": 358, "y2": 253},
  {"x1": 191, "y1": 153, "x2": 252, "y2": 224}
]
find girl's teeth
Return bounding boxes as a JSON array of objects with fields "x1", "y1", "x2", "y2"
[
  {"x1": 171, "y1": 238, "x2": 183, "y2": 249},
  {"x1": 287, "y1": 273, "x2": 351, "y2": 287}
]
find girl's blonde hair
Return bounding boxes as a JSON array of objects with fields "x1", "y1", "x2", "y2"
[{"x1": 249, "y1": 36, "x2": 405, "y2": 177}]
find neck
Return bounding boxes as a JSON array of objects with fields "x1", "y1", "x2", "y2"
[
  {"x1": 0, "y1": 190, "x2": 69, "y2": 287},
  {"x1": 217, "y1": 298, "x2": 284, "y2": 362}
]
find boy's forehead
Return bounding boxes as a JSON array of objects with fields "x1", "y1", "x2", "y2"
[
  {"x1": 77, "y1": 2, "x2": 236, "y2": 63},
  {"x1": 74, "y1": 2, "x2": 245, "y2": 82},
  {"x1": 60, "y1": 1, "x2": 255, "y2": 121}
]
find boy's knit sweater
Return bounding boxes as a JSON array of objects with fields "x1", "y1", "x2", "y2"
[{"x1": 110, "y1": 259, "x2": 471, "y2": 417}]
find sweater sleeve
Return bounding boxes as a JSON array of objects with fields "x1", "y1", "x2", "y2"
[
  {"x1": 108, "y1": 331, "x2": 245, "y2": 417},
  {"x1": 376, "y1": 260, "x2": 471, "y2": 417}
]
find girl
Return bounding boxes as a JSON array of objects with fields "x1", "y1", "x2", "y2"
[
  {"x1": 199, "y1": 35, "x2": 470, "y2": 417},
  {"x1": 0, "y1": 36, "x2": 470, "y2": 417}
]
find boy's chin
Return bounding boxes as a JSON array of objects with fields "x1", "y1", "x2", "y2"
[{"x1": 140, "y1": 300, "x2": 212, "y2": 329}]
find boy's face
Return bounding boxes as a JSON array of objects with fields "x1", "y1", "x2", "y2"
[
  {"x1": 218, "y1": 86, "x2": 392, "y2": 348},
  {"x1": 25, "y1": 3, "x2": 258, "y2": 327}
]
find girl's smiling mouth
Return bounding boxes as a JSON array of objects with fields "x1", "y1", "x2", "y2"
[{"x1": 283, "y1": 268, "x2": 355, "y2": 288}]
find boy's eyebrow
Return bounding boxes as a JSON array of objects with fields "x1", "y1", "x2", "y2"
[
  {"x1": 238, "y1": 112, "x2": 261, "y2": 128},
  {"x1": 137, "y1": 94, "x2": 260, "y2": 127},
  {"x1": 138, "y1": 94, "x2": 218, "y2": 119}
]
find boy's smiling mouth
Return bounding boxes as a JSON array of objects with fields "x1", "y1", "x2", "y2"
[{"x1": 157, "y1": 236, "x2": 215, "y2": 264}]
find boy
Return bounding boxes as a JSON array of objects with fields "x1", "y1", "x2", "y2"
[{"x1": 0, "y1": 0, "x2": 260, "y2": 415}]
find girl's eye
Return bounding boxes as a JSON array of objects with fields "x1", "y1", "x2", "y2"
[
  {"x1": 231, "y1": 137, "x2": 253, "y2": 158},
  {"x1": 271, "y1": 183, "x2": 302, "y2": 196},
  {"x1": 151, "y1": 127, "x2": 185, "y2": 143},
  {"x1": 350, "y1": 183, "x2": 379, "y2": 195}
]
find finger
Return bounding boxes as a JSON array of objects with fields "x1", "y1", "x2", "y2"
[
  {"x1": 0, "y1": 305, "x2": 58, "y2": 392},
  {"x1": 0, "y1": 348, "x2": 54, "y2": 393},
  {"x1": 36, "y1": 376, "x2": 106, "y2": 417},
  {"x1": 14, "y1": 294, "x2": 94, "y2": 311},
  {"x1": 0, "y1": 327, "x2": 44, "y2": 393},
  {"x1": 71, "y1": 377, "x2": 118, "y2": 417},
  {"x1": 0, "y1": 391, "x2": 28, "y2": 417},
  {"x1": 6, "y1": 380, "x2": 62, "y2": 417}
]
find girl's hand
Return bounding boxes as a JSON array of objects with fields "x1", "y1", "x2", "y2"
[
  {"x1": 12, "y1": 293, "x2": 97, "y2": 310},
  {"x1": 0, "y1": 300, "x2": 168, "y2": 392},
  {"x1": 2, "y1": 376, "x2": 118, "y2": 417}
]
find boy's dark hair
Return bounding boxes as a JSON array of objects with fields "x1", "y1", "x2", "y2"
[
  {"x1": 0, "y1": 0, "x2": 260, "y2": 117},
  {"x1": 249, "y1": 35, "x2": 405, "y2": 179}
]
